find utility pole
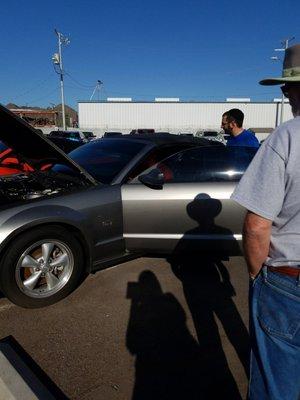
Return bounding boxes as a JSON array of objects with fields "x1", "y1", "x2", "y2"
[
  {"x1": 272, "y1": 37, "x2": 295, "y2": 125},
  {"x1": 52, "y1": 29, "x2": 70, "y2": 130},
  {"x1": 90, "y1": 80, "x2": 103, "y2": 101}
]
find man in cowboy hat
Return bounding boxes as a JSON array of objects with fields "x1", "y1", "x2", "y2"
[{"x1": 231, "y1": 44, "x2": 300, "y2": 399}]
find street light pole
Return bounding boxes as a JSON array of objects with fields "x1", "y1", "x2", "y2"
[
  {"x1": 90, "y1": 80, "x2": 103, "y2": 101},
  {"x1": 273, "y1": 37, "x2": 295, "y2": 125},
  {"x1": 53, "y1": 29, "x2": 70, "y2": 130}
]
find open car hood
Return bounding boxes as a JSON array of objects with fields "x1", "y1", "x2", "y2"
[{"x1": 0, "y1": 104, "x2": 97, "y2": 185}]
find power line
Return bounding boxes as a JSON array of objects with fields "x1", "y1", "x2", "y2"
[
  {"x1": 26, "y1": 86, "x2": 61, "y2": 104},
  {"x1": 64, "y1": 72, "x2": 94, "y2": 88},
  {"x1": 11, "y1": 76, "x2": 54, "y2": 100},
  {"x1": 64, "y1": 85, "x2": 93, "y2": 91}
]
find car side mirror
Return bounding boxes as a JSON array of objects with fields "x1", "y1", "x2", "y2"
[{"x1": 138, "y1": 168, "x2": 165, "y2": 190}]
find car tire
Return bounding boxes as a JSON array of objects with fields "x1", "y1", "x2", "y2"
[{"x1": 0, "y1": 225, "x2": 85, "y2": 308}]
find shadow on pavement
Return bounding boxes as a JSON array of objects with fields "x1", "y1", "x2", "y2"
[
  {"x1": 126, "y1": 270, "x2": 203, "y2": 400},
  {"x1": 126, "y1": 194, "x2": 249, "y2": 399},
  {"x1": 126, "y1": 267, "x2": 247, "y2": 399},
  {"x1": 170, "y1": 255, "x2": 249, "y2": 396},
  {"x1": 170, "y1": 194, "x2": 249, "y2": 391}
]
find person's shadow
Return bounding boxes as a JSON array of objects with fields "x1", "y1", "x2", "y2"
[
  {"x1": 126, "y1": 270, "x2": 205, "y2": 400},
  {"x1": 168, "y1": 194, "x2": 249, "y2": 395}
]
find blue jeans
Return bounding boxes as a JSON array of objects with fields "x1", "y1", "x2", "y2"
[{"x1": 248, "y1": 266, "x2": 300, "y2": 400}]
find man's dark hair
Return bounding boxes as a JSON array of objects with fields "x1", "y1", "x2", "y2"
[{"x1": 223, "y1": 109, "x2": 244, "y2": 128}]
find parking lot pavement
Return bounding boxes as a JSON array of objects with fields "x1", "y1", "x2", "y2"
[{"x1": 0, "y1": 256, "x2": 250, "y2": 400}]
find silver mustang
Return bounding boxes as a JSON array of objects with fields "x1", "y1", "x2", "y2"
[{"x1": 0, "y1": 105, "x2": 257, "y2": 308}]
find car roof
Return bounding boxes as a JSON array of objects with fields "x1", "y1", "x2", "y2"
[{"x1": 101, "y1": 133, "x2": 221, "y2": 147}]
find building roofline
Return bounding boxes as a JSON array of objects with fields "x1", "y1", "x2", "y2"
[{"x1": 78, "y1": 100, "x2": 285, "y2": 105}]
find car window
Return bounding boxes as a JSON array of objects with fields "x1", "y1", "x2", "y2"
[
  {"x1": 136, "y1": 145, "x2": 258, "y2": 183},
  {"x1": 52, "y1": 139, "x2": 146, "y2": 184},
  {"x1": 126, "y1": 144, "x2": 196, "y2": 181},
  {"x1": 69, "y1": 132, "x2": 76, "y2": 139}
]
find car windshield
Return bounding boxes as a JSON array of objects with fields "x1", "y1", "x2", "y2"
[{"x1": 52, "y1": 138, "x2": 146, "y2": 184}]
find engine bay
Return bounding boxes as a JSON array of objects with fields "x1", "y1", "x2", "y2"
[{"x1": 0, "y1": 171, "x2": 91, "y2": 205}]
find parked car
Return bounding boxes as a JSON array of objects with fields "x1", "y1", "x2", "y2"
[
  {"x1": 0, "y1": 105, "x2": 257, "y2": 308},
  {"x1": 82, "y1": 131, "x2": 97, "y2": 141},
  {"x1": 0, "y1": 143, "x2": 34, "y2": 175},
  {"x1": 103, "y1": 131, "x2": 123, "y2": 137},
  {"x1": 196, "y1": 130, "x2": 227, "y2": 144},
  {"x1": 0, "y1": 141, "x2": 54, "y2": 175},
  {"x1": 47, "y1": 130, "x2": 90, "y2": 153},
  {"x1": 130, "y1": 129, "x2": 155, "y2": 135},
  {"x1": 48, "y1": 130, "x2": 88, "y2": 142},
  {"x1": 47, "y1": 136, "x2": 84, "y2": 153}
]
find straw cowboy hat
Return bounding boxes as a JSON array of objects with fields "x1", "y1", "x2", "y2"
[{"x1": 260, "y1": 44, "x2": 300, "y2": 85}]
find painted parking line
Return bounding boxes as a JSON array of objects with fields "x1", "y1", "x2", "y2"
[{"x1": 0, "y1": 337, "x2": 67, "y2": 399}]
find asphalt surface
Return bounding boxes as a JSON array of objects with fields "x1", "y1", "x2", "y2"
[{"x1": 0, "y1": 256, "x2": 250, "y2": 400}]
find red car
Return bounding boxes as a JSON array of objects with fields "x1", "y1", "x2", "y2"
[
  {"x1": 0, "y1": 144, "x2": 34, "y2": 175},
  {"x1": 0, "y1": 143, "x2": 51, "y2": 175}
]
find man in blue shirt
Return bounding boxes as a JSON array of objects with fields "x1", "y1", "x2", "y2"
[{"x1": 221, "y1": 108, "x2": 260, "y2": 148}]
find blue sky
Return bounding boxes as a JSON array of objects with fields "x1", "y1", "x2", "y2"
[{"x1": 1, "y1": 0, "x2": 300, "y2": 109}]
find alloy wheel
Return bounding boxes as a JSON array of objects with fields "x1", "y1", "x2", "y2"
[{"x1": 15, "y1": 239, "x2": 74, "y2": 298}]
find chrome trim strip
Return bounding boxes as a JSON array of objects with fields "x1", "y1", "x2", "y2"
[
  {"x1": 95, "y1": 235, "x2": 124, "y2": 246},
  {"x1": 124, "y1": 233, "x2": 242, "y2": 240}
]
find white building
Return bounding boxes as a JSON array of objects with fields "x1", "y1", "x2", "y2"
[{"x1": 78, "y1": 100, "x2": 293, "y2": 138}]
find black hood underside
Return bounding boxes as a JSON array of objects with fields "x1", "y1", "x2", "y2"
[{"x1": 0, "y1": 104, "x2": 97, "y2": 185}]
